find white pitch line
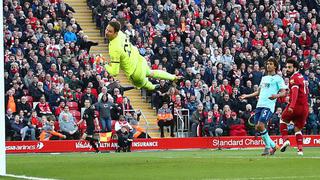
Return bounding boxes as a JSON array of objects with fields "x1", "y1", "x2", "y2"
[
  {"x1": 203, "y1": 175, "x2": 320, "y2": 180},
  {"x1": 4, "y1": 174, "x2": 59, "y2": 180},
  {"x1": 184, "y1": 156, "x2": 320, "y2": 159}
]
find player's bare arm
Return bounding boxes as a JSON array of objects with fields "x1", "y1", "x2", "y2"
[
  {"x1": 269, "y1": 89, "x2": 287, "y2": 100},
  {"x1": 239, "y1": 88, "x2": 260, "y2": 100}
]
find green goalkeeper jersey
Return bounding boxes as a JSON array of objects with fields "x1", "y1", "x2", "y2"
[{"x1": 105, "y1": 31, "x2": 140, "y2": 77}]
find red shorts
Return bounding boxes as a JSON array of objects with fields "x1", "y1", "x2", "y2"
[{"x1": 281, "y1": 105, "x2": 309, "y2": 129}]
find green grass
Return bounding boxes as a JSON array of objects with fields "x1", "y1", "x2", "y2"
[{"x1": 3, "y1": 148, "x2": 320, "y2": 180}]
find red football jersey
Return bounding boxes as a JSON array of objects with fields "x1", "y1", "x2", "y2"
[{"x1": 288, "y1": 72, "x2": 308, "y2": 108}]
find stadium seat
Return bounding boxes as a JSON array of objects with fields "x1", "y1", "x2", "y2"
[
  {"x1": 94, "y1": 110, "x2": 101, "y2": 131},
  {"x1": 111, "y1": 120, "x2": 116, "y2": 130},
  {"x1": 94, "y1": 110, "x2": 100, "y2": 118},
  {"x1": 67, "y1": 101, "x2": 79, "y2": 111},
  {"x1": 91, "y1": 88, "x2": 98, "y2": 98},
  {"x1": 70, "y1": 110, "x2": 81, "y2": 121},
  {"x1": 54, "y1": 121, "x2": 60, "y2": 132}
]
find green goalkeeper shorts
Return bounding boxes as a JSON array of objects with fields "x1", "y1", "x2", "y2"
[{"x1": 129, "y1": 55, "x2": 151, "y2": 88}]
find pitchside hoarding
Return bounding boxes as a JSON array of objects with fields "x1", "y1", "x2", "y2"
[{"x1": 6, "y1": 135, "x2": 320, "y2": 153}]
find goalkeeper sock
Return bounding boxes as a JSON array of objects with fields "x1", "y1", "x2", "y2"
[
  {"x1": 152, "y1": 70, "x2": 175, "y2": 81},
  {"x1": 142, "y1": 81, "x2": 156, "y2": 91}
]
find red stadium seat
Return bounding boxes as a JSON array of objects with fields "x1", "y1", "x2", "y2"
[
  {"x1": 70, "y1": 110, "x2": 81, "y2": 121},
  {"x1": 94, "y1": 110, "x2": 101, "y2": 131},
  {"x1": 67, "y1": 101, "x2": 78, "y2": 111},
  {"x1": 94, "y1": 110, "x2": 100, "y2": 118},
  {"x1": 91, "y1": 88, "x2": 98, "y2": 98},
  {"x1": 54, "y1": 121, "x2": 60, "y2": 132},
  {"x1": 111, "y1": 120, "x2": 116, "y2": 130}
]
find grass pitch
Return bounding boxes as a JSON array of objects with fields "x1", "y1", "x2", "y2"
[{"x1": 3, "y1": 148, "x2": 320, "y2": 180}]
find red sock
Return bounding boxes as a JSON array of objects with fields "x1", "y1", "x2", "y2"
[
  {"x1": 295, "y1": 132, "x2": 303, "y2": 152},
  {"x1": 280, "y1": 123, "x2": 288, "y2": 141}
]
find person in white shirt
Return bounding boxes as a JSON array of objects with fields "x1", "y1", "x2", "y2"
[{"x1": 115, "y1": 115, "x2": 133, "y2": 152}]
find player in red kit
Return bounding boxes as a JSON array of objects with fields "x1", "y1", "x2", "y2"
[{"x1": 280, "y1": 59, "x2": 309, "y2": 156}]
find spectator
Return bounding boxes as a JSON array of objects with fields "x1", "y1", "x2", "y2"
[
  {"x1": 219, "y1": 79, "x2": 233, "y2": 95},
  {"x1": 190, "y1": 103, "x2": 207, "y2": 137},
  {"x1": 55, "y1": 100, "x2": 66, "y2": 116},
  {"x1": 306, "y1": 107, "x2": 319, "y2": 135},
  {"x1": 11, "y1": 114, "x2": 36, "y2": 141},
  {"x1": 240, "y1": 104, "x2": 255, "y2": 136},
  {"x1": 94, "y1": 94, "x2": 114, "y2": 132},
  {"x1": 252, "y1": 64, "x2": 263, "y2": 86},
  {"x1": 268, "y1": 107, "x2": 282, "y2": 135},
  {"x1": 5, "y1": 109, "x2": 14, "y2": 140},
  {"x1": 218, "y1": 93, "x2": 235, "y2": 110},
  {"x1": 64, "y1": 25, "x2": 77, "y2": 43},
  {"x1": 115, "y1": 115, "x2": 134, "y2": 152},
  {"x1": 203, "y1": 95, "x2": 214, "y2": 111},
  {"x1": 30, "y1": 111, "x2": 43, "y2": 137},
  {"x1": 30, "y1": 81, "x2": 47, "y2": 101},
  {"x1": 186, "y1": 95, "x2": 199, "y2": 115},
  {"x1": 97, "y1": 86, "x2": 108, "y2": 102},
  {"x1": 5, "y1": 89, "x2": 17, "y2": 113},
  {"x1": 219, "y1": 105, "x2": 233, "y2": 136},
  {"x1": 80, "y1": 87, "x2": 97, "y2": 107},
  {"x1": 202, "y1": 111, "x2": 216, "y2": 137},
  {"x1": 58, "y1": 105, "x2": 80, "y2": 139},
  {"x1": 16, "y1": 96, "x2": 32, "y2": 117},
  {"x1": 121, "y1": 97, "x2": 133, "y2": 115},
  {"x1": 77, "y1": 35, "x2": 98, "y2": 53},
  {"x1": 40, "y1": 117, "x2": 66, "y2": 141},
  {"x1": 130, "y1": 119, "x2": 151, "y2": 139},
  {"x1": 106, "y1": 80, "x2": 135, "y2": 96},
  {"x1": 151, "y1": 79, "x2": 169, "y2": 110},
  {"x1": 10, "y1": 115, "x2": 25, "y2": 140},
  {"x1": 35, "y1": 96, "x2": 52, "y2": 117},
  {"x1": 157, "y1": 102, "x2": 175, "y2": 138},
  {"x1": 49, "y1": 87, "x2": 65, "y2": 110},
  {"x1": 228, "y1": 112, "x2": 247, "y2": 136}
]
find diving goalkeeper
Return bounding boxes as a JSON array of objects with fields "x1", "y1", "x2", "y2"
[{"x1": 104, "y1": 20, "x2": 181, "y2": 91}]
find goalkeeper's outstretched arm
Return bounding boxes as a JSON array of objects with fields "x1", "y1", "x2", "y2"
[
  {"x1": 105, "y1": 61, "x2": 120, "y2": 77},
  {"x1": 104, "y1": 49, "x2": 120, "y2": 77}
]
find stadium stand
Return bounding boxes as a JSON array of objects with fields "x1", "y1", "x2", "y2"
[{"x1": 4, "y1": 0, "x2": 320, "y2": 140}]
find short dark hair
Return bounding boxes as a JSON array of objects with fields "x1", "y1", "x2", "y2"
[
  {"x1": 84, "y1": 99, "x2": 92, "y2": 104},
  {"x1": 286, "y1": 58, "x2": 299, "y2": 69},
  {"x1": 108, "y1": 21, "x2": 121, "y2": 32},
  {"x1": 266, "y1": 57, "x2": 279, "y2": 70}
]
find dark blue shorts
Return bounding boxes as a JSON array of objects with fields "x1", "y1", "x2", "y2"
[{"x1": 254, "y1": 107, "x2": 273, "y2": 125}]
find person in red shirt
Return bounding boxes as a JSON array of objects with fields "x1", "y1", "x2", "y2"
[
  {"x1": 251, "y1": 32, "x2": 264, "y2": 47},
  {"x1": 280, "y1": 59, "x2": 309, "y2": 156},
  {"x1": 27, "y1": 12, "x2": 38, "y2": 30},
  {"x1": 298, "y1": 31, "x2": 311, "y2": 50},
  {"x1": 219, "y1": 79, "x2": 232, "y2": 95}
]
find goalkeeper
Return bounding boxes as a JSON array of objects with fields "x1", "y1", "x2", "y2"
[{"x1": 103, "y1": 20, "x2": 181, "y2": 91}]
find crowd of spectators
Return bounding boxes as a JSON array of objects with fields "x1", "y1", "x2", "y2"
[
  {"x1": 4, "y1": 0, "x2": 320, "y2": 140},
  {"x1": 90, "y1": 0, "x2": 320, "y2": 137},
  {"x1": 3, "y1": 0, "x2": 140, "y2": 141}
]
